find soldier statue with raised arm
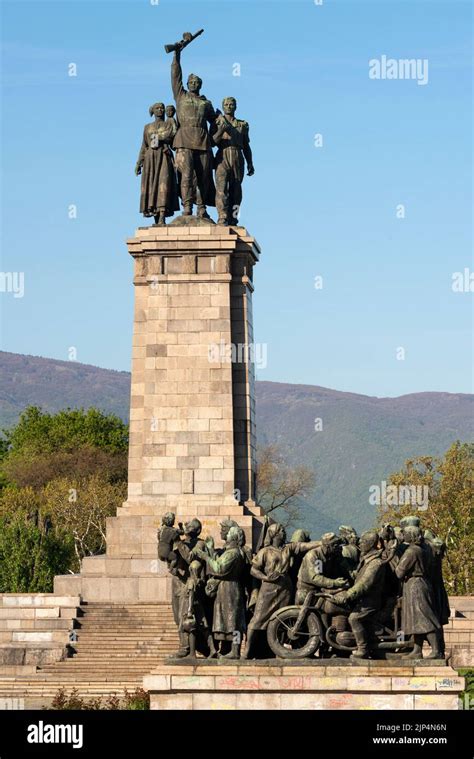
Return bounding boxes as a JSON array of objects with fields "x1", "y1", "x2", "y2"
[{"x1": 169, "y1": 32, "x2": 216, "y2": 219}]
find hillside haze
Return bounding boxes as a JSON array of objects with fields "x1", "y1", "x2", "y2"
[{"x1": 1, "y1": 351, "x2": 472, "y2": 535}]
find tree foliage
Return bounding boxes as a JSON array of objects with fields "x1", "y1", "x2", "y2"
[
  {"x1": 0, "y1": 406, "x2": 128, "y2": 490},
  {"x1": 0, "y1": 514, "x2": 74, "y2": 593},
  {"x1": 0, "y1": 407, "x2": 129, "y2": 588},
  {"x1": 378, "y1": 441, "x2": 473, "y2": 594},
  {"x1": 0, "y1": 475, "x2": 126, "y2": 574},
  {"x1": 256, "y1": 444, "x2": 315, "y2": 528},
  {"x1": 2, "y1": 406, "x2": 128, "y2": 456},
  {"x1": 43, "y1": 474, "x2": 126, "y2": 571}
]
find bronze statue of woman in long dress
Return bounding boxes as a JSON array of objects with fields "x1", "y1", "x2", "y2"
[{"x1": 135, "y1": 102, "x2": 179, "y2": 226}]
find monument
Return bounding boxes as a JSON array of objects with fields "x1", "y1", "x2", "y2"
[
  {"x1": 53, "y1": 29, "x2": 465, "y2": 710},
  {"x1": 55, "y1": 29, "x2": 263, "y2": 605}
]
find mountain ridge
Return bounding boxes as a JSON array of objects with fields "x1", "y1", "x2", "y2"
[{"x1": 1, "y1": 350, "x2": 472, "y2": 535}]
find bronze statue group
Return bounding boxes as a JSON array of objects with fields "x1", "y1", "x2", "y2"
[
  {"x1": 157, "y1": 512, "x2": 450, "y2": 661},
  {"x1": 135, "y1": 41, "x2": 254, "y2": 227}
]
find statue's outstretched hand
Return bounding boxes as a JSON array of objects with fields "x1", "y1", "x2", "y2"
[
  {"x1": 189, "y1": 547, "x2": 203, "y2": 560},
  {"x1": 135, "y1": 164, "x2": 142, "y2": 176},
  {"x1": 266, "y1": 571, "x2": 283, "y2": 583},
  {"x1": 247, "y1": 165, "x2": 255, "y2": 176}
]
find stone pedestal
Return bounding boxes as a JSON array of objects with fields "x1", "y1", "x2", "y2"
[
  {"x1": 144, "y1": 660, "x2": 465, "y2": 711},
  {"x1": 55, "y1": 225, "x2": 265, "y2": 603}
]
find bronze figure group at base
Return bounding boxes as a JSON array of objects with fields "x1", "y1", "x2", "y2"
[
  {"x1": 135, "y1": 30, "x2": 254, "y2": 227},
  {"x1": 157, "y1": 513, "x2": 450, "y2": 662}
]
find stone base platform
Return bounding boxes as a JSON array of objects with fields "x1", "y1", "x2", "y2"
[{"x1": 144, "y1": 659, "x2": 464, "y2": 710}]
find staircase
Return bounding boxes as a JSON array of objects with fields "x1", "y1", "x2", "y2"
[{"x1": 0, "y1": 603, "x2": 179, "y2": 708}]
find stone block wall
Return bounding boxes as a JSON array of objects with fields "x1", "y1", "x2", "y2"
[
  {"x1": 0, "y1": 594, "x2": 80, "y2": 670},
  {"x1": 445, "y1": 596, "x2": 474, "y2": 667},
  {"x1": 125, "y1": 224, "x2": 260, "y2": 518},
  {"x1": 54, "y1": 225, "x2": 265, "y2": 603}
]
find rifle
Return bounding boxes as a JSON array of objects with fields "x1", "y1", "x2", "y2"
[
  {"x1": 247, "y1": 515, "x2": 269, "y2": 610},
  {"x1": 215, "y1": 109, "x2": 239, "y2": 138},
  {"x1": 164, "y1": 29, "x2": 204, "y2": 54},
  {"x1": 255, "y1": 514, "x2": 270, "y2": 553}
]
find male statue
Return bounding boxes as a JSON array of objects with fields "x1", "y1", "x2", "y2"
[
  {"x1": 333, "y1": 530, "x2": 386, "y2": 659},
  {"x1": 171, "y1": 46, "x2": 216, "y2": 218},
  {"x1": 213, "y1": 97, "x2": 254, "y2": 225}
]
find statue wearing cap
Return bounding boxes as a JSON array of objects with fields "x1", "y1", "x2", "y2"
[
  {"x1": 296, "y1": 532, "x2": 349, "y2": 606},
  {"x1": 333, "y1": 530, "x2": 386, "y2": 659}
]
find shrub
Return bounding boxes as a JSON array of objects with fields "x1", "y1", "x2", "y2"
[{"x1": 48, "y1": 687, "x2": 149, "y2": 710}]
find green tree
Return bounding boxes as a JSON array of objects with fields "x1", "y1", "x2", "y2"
[
  {"x1": 0, "y1": 475, "x2": 126, "y2": 573},
  {"x1": 0, "y1": 515, "x2": 74, "y2": 593},
  {"x1": 1, "y1": 406, "x2": 128, "y2": 489},
  {"x1": 0, "y1": 408, "x2": 129, "y2": 590},
  {"x1": 3, "y1": 406, "x2": 128, "y2": 455},
  {"x1": 378, "y1": 441, "x2": 473, "y2": 594}
]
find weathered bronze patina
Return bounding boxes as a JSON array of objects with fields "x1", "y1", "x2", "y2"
[
  {"x1": 135, "y1": 102, "x2": 179, "y2": 226},
  {"x1": 158, "y1": 514, "x2": 450, "y2": 663},
  {"x1": 135, "y1": 29, "x2": 255, "y2": 226}
]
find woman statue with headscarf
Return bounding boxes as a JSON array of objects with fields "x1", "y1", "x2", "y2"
[
  {"x1": 192, "y1": 525, "x2": 248, "y2": 659},
  {"x1": 135, "y1": 102, "x2": 179, "y2": 226}
]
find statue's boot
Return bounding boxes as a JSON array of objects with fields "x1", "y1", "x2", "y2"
[
  {"x1": 219, "y1": 643, "x2": 241, "y2": 660},
  {"x1": 207, "y1": 634, "x2": 217, "y2": 659},
  {"x1": 173, "y1": 647, "x2": 191, "y2": 658},
  {"x1": 156, "y1": 208, "x2": 166, "y2": 226},
  {"x1": 217, "y1": 215, "x2": 229, "y2": 226},
  {"x1": 438, "y1": 627, "x2": 446, "y2": 658},
  {"x1": 350, "y1": 648, "x2": 370, "y2": 660},
  {"x1": 242, "y1": 629, "x2": 256, "y2": 660},
  {"x1": 425, "y1": 631, "x2": 443, "y2": 659},
  {"x1": 350, "y1": 628, "x2": 370, "y2": 659},
  {"x1": 197, "y1": 204, "x2": 211, "y2": 220},
  {"x1": 404, "y1": 634, "x2": 424, "y2": 659},
  {"x1": 182, "y1": 202, "x2": 193, "y2": 216}
]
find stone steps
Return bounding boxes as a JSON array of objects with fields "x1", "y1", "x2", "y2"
[
  {"x1": 0, "y1": 602, "x2": 179, "y2": 707},
  {"x1": 78, "y1": 623, "x2": 175, "y2": 628},
  {"x1": 73, "y1": 635, "x2": 177, "y2": 640},
  {"x1": 0, "y1": 619, "x2": 72, "y2": 631},
  {"x1": 66, "y1": 651, "x2": 176, "y2": 656},
  {"x1": 72, "y1": 641, "x2": 177, "y2": 646},
  {"x1": 0, "y1": 593, "x2": 81, "y2": 669},
  {"x1": 35, "y1": 667, "x2": 164, "y2": 674}
]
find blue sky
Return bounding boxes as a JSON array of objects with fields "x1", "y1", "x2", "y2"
[{"x1": 1, "y1": 0, "x2": 472, "y2": 397}]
